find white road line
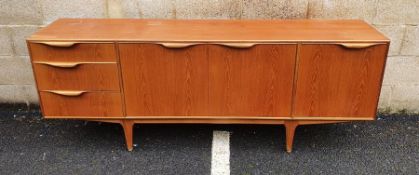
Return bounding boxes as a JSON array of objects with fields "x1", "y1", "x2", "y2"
[{"x1": 211, "y1": 131, "x2": 231, "y2": 175}]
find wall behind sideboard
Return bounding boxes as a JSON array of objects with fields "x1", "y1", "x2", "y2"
[{"x1": 0, "y1": 0, "x2": 418, "y2": 114}]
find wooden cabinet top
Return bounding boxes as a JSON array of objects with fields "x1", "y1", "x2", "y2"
[{"x1": 28, "y1": 18, "x2": 389, "y2": 43}]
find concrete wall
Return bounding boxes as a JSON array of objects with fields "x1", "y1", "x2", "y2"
[{"x1": 0, "y1": 0, "x2": 418, "y2": 113}]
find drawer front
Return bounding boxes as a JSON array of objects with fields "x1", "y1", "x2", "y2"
[
  {"x1": 40, "y1": 91, "x2": 123, "y2": 117},
  {"x1": 33, "y1": 62, "x2": 120, "y2": 91},
  {"x1": 29, "y1": 42, "x2": 116, "y2": 62},
  {"x1": 208, "y1": 44, "x2": 297, "y2": 117},
  {"x1": 293, "y1": 43, "x2": 388, "y2": 119}
]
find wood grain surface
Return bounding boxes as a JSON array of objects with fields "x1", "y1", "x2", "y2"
[
  {"x1": 27, "y1": 19, "x2": 389, "y2": 43},
  {"x1": 33, "y1": 63, "x2": 120, "y2": 91},
  {"x1": 26, "y1": 19, "x2": 391, "y2": 152},
  {"x1": 119, "y1": 44, "x2": 296, "y2": 117},
  {"x1": 119, "y1": 44, "x2": 209, "y2": 116},
  {"x1": 39, "y1": 91, "x2": 123, "y2": 117},
  {"x1": 293, "y1": 44, "x2": 388, "y2": 118},
  {"x1": 30, "y1": 43, "x2": 116, "y2": 62},
  {"x1": 209, "y1": 44, "x2": 297, "y2": 116}
]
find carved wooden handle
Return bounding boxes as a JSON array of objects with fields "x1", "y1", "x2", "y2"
[
  {"x1": 159, "y1": 42, "x2": 257, "y2": 49},
  {"x1": 46, "y1": 90, "x2": 86, "y2": 96},
  {"x1": 38, "y1": 42, "x2": 77, "y2": 47},
  {"x1": 36, "y1": 62, "x2": 81, "y2": 68},
  {"x1": 339, "y1": 43, "x2": 380, "y2": 49},
  {"x1": 219, "y1": 43, "x2": 256, "y2": 49},
  {"x1": 160, "y1": 43, "x2": 198, "y2": 49}
]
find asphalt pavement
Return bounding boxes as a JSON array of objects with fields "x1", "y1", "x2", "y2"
[{"x1": 0, "y1": 104, "x2": 418, "y2": 174}]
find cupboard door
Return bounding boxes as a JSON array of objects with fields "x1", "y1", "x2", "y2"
[
  {"x1": 209, "y1": 44, "x2": 297, "y2": 117},
  {"x1": 293, "y1": 44, "x2": 388, "y2": 118},
  {"x1": 119, "y1": 44, "x2": 209, "y2": 116}
]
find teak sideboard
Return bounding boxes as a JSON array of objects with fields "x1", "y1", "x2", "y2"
[{"x1": 27, "y1": 19, "x2": 389, "y2": 152}]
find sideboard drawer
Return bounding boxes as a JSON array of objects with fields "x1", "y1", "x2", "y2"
[
  {"x1": 33, "y1": 62, "x2": 120, "y2": 91},
  {"x1": 29, "y1": 43, "x2": 116, "y2": 62},
  {"x1": 39, "y1": 91, "x2": 123, "y2": 117}
]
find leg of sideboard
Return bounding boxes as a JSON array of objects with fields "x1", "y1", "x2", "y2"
[
  {"x1": 284, "y1": 121, "x2": 299, "y2": 153},
  {"x1": 121, "y1": 120, "x2": 135, "y2": 151}
]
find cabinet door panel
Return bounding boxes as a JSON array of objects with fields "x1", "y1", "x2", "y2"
[
  {"x1": 209, "y1": 44, "x2": 297, "y2": 116},
  {"x1": 119, "y1": 44, "x2": 209, "y2": 116},
  {"x1": 293, "y1": 44, "x2": 388, "y2": 118}
]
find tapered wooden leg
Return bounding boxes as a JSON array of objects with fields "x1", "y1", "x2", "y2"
[
  {"x1": 121, "y1": 120, "x2": 134, "y2": 151},
  {"x1": 284, "y1": 121, "x2": 299, "y2": 153}
]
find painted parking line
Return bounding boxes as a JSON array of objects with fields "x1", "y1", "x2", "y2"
[{"x1": 211, "y1": 131, "x2": 230, "y2": 175}]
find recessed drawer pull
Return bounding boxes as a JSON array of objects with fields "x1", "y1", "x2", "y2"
[
  {"x1": 45, "y1": 90, "x2": 86, "y2": 96},
  {"x1": 37, "y1": 42, "x2": 77, "y2": 47},
  {"x1": 160, "y1": 43, "x2": 198, "y2": 49},
  {"x1": 35, "y1": 62, "x2": 82, "y2": 68},
  {"x1": 339, "y1": 43, "x2": 380, "y2": 49},
  {"x1": 219, "y1": 43, "x2": 256, "y2": 49}
]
